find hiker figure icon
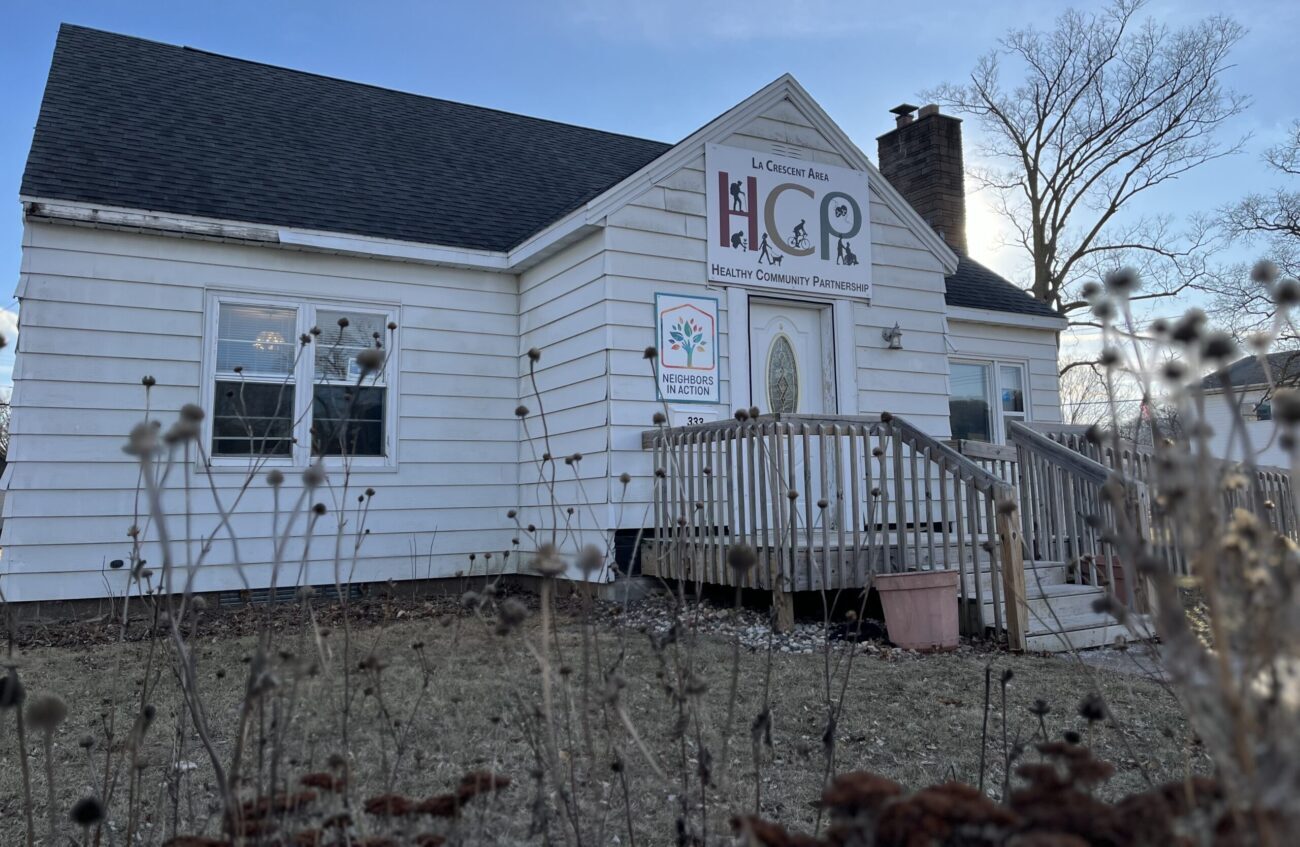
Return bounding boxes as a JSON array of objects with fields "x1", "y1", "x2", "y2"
[
  {"x1": 790, "y1": 219, "x2": 809, "y2": 250},
  {"x1": 757, "y1": 233, "x2": 776, "y2": 265},
  {"x1": 730, "y1": 230, "x2": 748, "y2": 250},
  {"x1": 841, "y1": 241, "x2": 859, "y2": 266},
  {"x1": 729, "y1": 179, "x2": 745, "y2": 211}
]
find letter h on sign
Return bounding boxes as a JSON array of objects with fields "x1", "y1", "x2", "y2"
[{"x1": 717, "y1": 173, "x2": 758, "y2": 249}]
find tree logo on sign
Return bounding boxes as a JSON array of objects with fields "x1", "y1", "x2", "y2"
[{"x1": 669, "y1": 315, "x2": 706, "y2": 367}]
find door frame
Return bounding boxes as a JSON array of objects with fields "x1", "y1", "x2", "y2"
[{"x1": 726, "y1": 287, "x2": 856, "y2": 417}]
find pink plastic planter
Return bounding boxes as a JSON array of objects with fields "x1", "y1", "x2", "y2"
[{"x1": 875, "y1": 569, "x2": 960, "y2": 651}]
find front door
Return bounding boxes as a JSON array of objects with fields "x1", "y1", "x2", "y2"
[
  {"x1": 748, "y1": 299, "x2": 840, "y2": 540},
  {"x1": 749, "y1": 299, "x2": 833, "y2": 415}
]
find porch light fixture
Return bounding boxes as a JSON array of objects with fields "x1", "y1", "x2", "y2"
[{"x1": 882, "y1": 323, "x2": 903, "y2": 350}]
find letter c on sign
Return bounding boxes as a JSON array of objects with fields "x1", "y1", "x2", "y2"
[
  {"x1": 820, "y1": 192, "x2": 862, "y2": 259},
  {"x1": 764, "y1": 182, "x2": 815, "y2": 257}
]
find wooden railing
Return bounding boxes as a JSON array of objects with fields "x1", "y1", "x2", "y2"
[
  {"x1": 1028, "y1": 423, "x2": 1298, "y2": 577},
  {"x1": 1007, "y1": 422, "x2": 1148, "y2": 610},
  {"x1": 642, "y1": 414, "x2": 1028, "y2": 646}
]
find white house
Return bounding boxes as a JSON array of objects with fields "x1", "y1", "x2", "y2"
[
  {"x1": 1198, "y1": 352, "x2": 1300, "y2": 468},
  {"x1": 2, "y1": 25, "x2": 1065, "y2": 603}
]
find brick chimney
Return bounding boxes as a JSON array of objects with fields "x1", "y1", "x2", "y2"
[{"x1": 876, "y1": 103, "x2": 967, "y2": 255}]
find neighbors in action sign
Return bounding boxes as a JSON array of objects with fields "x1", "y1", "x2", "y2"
[
  {"x1": 705, "y1": 143, "x2": 872, "y2": 300},
  {"x1": 655, "y1": 293, "x2": 720, "y2": 404}
]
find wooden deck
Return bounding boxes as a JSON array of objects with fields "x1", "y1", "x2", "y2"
[{"x1": 638, "y1": 413, "x2": 1247, "y2": 651}]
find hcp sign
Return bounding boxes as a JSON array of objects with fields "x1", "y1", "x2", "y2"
[{"x1": 704, "y1": 144, "x2": 872, "y2": 300}]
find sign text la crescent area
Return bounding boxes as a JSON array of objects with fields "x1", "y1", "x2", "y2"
[{"x1": 705, "y1": 144, "x2": 872, "y2": 299}]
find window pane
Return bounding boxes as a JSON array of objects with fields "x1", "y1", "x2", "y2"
[
  {"x1": 312, "y1": 385, "x2": 385, "y2": 456},
  {"x1": 1000, "y1": 365, "x2": 1025, "y2": 413},
  {"x1": 217, "y1": 304, "x2": 297, "y2": 377},
  {"x1": 766, "y1": 335, "x2": 798, "y2": 414},
  {"x1": 315, "y1": 310, "x2": 388, "y2": 383},
  {"x1": 949, "y1": 363, "x2": 992, "y2": 442},
  {"x1": 212, "y1": 381, "x2": 295, "y2": 456}
]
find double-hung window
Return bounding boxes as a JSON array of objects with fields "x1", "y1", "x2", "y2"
[
  {"x1": 207, "y1": 295, "x2": 397, "y2": 466},
  {"x1": 948, "y1": 360, "x2": 1030, "y2": 443}
]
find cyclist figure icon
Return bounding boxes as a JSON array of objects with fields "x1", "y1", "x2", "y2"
[{"x1": 790, "y1": 219, "x2": 809, "y2": 249}]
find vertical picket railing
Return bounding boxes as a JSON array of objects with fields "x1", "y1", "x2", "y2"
[
  {"x1": 1007, "y1": 421, "x2": 1151, "y2": 610},
  {"x1": 642, "y1": 413, "x2": 1027, "y2": 645},
  {"x1": 1027, "y1": 423, "x2": 1298, "y2": 578}
]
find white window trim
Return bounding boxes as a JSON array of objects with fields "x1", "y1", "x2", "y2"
[
  {"x1": 949, "y1": 357, "x2": 1032, "y2": 443},
  {"x1": 202, "y1": 291, "x2": 400, "y2": 472}
]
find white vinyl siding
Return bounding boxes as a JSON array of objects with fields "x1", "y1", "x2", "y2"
[{"x1": 1, "y1": 222, "x2": 520, "y2": 601}]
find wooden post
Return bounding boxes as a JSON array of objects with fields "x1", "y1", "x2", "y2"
[
  {"x1": 997, "y1": 493, "x2": 1028, "y2": 652},
  {"x1": 772, "y1": 585, "x2": 795, "y2": 633}
]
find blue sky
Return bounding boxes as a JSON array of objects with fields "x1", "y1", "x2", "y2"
[{"x1": 3, "y1": 0, "x2": 1299, "y2": 388}]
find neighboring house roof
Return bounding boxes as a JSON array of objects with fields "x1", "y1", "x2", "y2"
[
  {"x1": 1201, "y1": 352, "x2": 1300, "y2": 391},
  {"x1": 944, "y1": 254, "x2": 1060, "y2": 319},
  {"x1": 23, "y1": 25, "x2": 1054, "y2": 321},
  {"x1": 22, "y1": 25, "x2": 672, "y2": 253}
]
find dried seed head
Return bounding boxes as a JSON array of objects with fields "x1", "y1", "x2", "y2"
[
  {"x1": 302, "y1": 465, "x2": 326, "y2": 488},
  {"x1": 619, "y1": 472, "x2": 631, "y2": 485},
  {"x1": 1251, "y1": 260, "x2": 1280, "y2": 284},
  {"x1": 26, "y1": 694, "x2": 68, "y2": 733},
  {"x1": 0, "y1": 668, "x2": 26, "y2": 710},
  {"x1": 1029, "y1": 699, "x2": 1051, "y2": 718},
  {"x1": 1161, "y1": 361, "x2": 1186, "y2": 382},
  {"x1": 1201, "y1": 331, "x2": 1236, "y2": 362},
  {"x1": 141, "y1": 375, "x2": 156, "y2": 387},
  {"x1": 70, "y1": 796, "x2": 105, "y2": 827},
  {"x1": 1078, "y1": 693, "x2": 1106, "y2": 723},
  {"x1": 180, "y1": 403, "x2": 205, "y2": 423},
  {"x1": 1099, "y1": 347, "x2": 1120, "y2": 368},
  {"x1": 727, "y1": 544, "x2": 757, "y2": 574},
  {"x1": 734, "y1": 408, "x2": 749, "y2": 422},
  {"x1": 880, "y1": 411, "x2": 893, "y2": 423},
  {"x1": 527, "y1": 347, "x2": 542, "y2": 362},
  {"x1": 1091, "y1": 299, "x2": 1116, "y2": 321},
  {"x1": 515, "y1": 405, "x2": 529, "y2": 418},
  {"x1": 1079, "y1": 281, "x2": 1103, "y2": 301},
  {"x1": 748, "y1": 406, "x2": 761, "y2": 419},
  {"x1": 654, "y1": 467, "x2": 666, "y2": 478},
  {"x1": 123, "y1": 421, "x2": 160, "y2": 457},
  {"x1": 1274, "y1": 389, "x2": 1300, "y2": 426},
  {"x1": 787, "y1": 489, "x2": 799, "y2": 501},
  {"x1": 1170, "y1": 309, "x2": 1206, "y2": 344},
  {"x1": 652, "y1": 412, "x2": 667, "y2": 425},
  {"x1": 817, "y1": 499, "x2": 828, "y2": 509},
  {"x1": 312, "y1": 503, "x2": 327, "y2": 516},
  {"x1": 531, "y1": 543, "x2": 566, "y2": 577},
  {"x1": 1103, "y1": 267, "x2": 1139, "y2": 296},
  {"x1": 356, "y1": 347, "x2": 385, "y2": 374},
  {"x1": 1275, "y1": 278, "x2": 1300, "y2": 306},
  {"x1": 578, "y1": 544, "x2": 604, "y2": 575},
  {"x1": 643, "y1": 346, "x2": 658, "y2": 360}
]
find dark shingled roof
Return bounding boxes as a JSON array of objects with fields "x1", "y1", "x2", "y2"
[
  {"x1": 23, "y1": 25, "x2": 1061, "y2": 320},
  {"x1": 1202, "y1": 352, "x2": 1300, "y2": 390},
  {"x1": 944, "y1": 253, "x2": 1061, "y2": 319},
  {"x1": 22, "y1": 25, "x2": 673, "y2": 252}
]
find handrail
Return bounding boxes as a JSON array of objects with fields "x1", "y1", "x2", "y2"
[
  {"x1": 1008, "y1": 421, "x2": 1112, "y2": 486},
  {"x1": 890, "y1": 416, "x2": 1012, "y2": 496}
]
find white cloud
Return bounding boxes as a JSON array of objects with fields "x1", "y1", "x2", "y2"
[{"x1": 0, "y1": 308, "x2": 16, "y2": 347}]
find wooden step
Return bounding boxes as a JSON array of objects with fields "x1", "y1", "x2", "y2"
[
  {"x1": 1024, "y1": 612, "x2": 1153, "y2": 652},
  {"x1": 983, "y1": 582, "x2": 1104, "y2": 621},
  {"x1": 963, "y1": 560, "x2": 1068, "y2": 595}
]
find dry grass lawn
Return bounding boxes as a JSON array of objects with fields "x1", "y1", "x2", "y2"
[{"x1": 0, "y1": 594, "x2": 1205, "y2": 844}]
